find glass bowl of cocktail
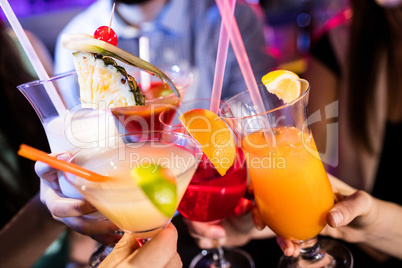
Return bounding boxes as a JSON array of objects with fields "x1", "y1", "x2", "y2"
[
  {"x1": 60, "y1": 33, "x2": 193, "y2": 134},
  {"x1": 18, "y1": 32, "x2": 194, "y2": 266},
  {"x1": 17, "y1": 64, "x2": 192, "y2": 200},
  {"x1": 62, "y1": 130, "x2": 202, "y2": 265},
  {"x1": 110, "y1": 64, "x2": 193, "y2": 133},
  {"x1": 159, "y1": 99, "x2": 254, "y2": 268},
  {"x1": 219, "y1": 71, "x2": 353, "y2": 268}
]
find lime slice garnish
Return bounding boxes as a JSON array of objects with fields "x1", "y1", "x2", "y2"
[{"x1": 130, "y1": 163, "x2": 177, "y2": 217}]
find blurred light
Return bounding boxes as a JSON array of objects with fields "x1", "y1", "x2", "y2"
[{"x1": 297, "y1": 13, "x2": 311, "y2": 28}]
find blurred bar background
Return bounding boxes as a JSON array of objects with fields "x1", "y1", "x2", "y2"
[{"x1": 1, "y1": 0, "x2": 349, "y2": 72}]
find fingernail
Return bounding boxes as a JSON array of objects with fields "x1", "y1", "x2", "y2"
[
  {"x1": 329, "y1": 209, "x2": 343, "y2": 227},
  {"x1": 253, "y1": 215, "x2": 264, "y2": 230},
  {"x1": 56, "y1": 151, "x2": 71, "y2": 161},
  {"x1": 213, "y1": 228, "x2": 225, "y2": 239},
  {"x1": 279, "y1": 242, "x2": 289, "y2": 256}
]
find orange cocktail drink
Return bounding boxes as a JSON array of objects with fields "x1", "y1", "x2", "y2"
[
  {"x1": 220, "y1": 74, "x2": 353, "y2": 267},
  {"x1": 243, "y1": 127, "x2": 333, "y2": 240}
]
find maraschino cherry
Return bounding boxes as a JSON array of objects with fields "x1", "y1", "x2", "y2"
[
  {"x1": 94, "y1": 3, "x2": 118, "y2": 46},
  {"x1": 94, "y1": 26, "x2": 118, "y2": 46}
]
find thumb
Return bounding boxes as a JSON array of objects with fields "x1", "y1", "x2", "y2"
[
  {"x1": 327, "y1": 190, "x2": 372, "y2": 228},
  {"x1": 98, "y1": 233, "x2": 140, "y2": 267}
]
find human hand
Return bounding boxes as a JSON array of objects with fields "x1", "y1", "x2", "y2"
[
  {"x1": 274, "y1": 174, "x2": 376, "y2": 257},
  {"x1": 184, "y1": 216, "x2": 252, "y2": 249},
  {"x1": 184, "y1": 198, "x2": 274, "y2": 248},
  {"x1": 99, "y1": 223, "x2": 182, "y2": 268},
  {"x1": 35, "y1": 152, "x2": 121, "y2": 245}
]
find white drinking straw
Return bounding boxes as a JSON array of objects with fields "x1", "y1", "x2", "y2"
[
  {"x1": 0, "y1": 0, "x2": 66, "y2": 116},
  {"x1": 139, "y1": 36, "x2": 151, "y2": 90}
]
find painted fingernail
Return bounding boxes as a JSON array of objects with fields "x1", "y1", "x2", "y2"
[{"x1": 329, "y1": 209, "x2": 343, "y2": 227}]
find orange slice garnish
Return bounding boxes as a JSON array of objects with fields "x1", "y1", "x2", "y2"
[{"x1": 179, "y1": 109, "x2": 235, "y2": 176}]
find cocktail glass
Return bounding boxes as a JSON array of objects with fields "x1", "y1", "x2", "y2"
[
  {"x1": 17, "y1": 65, "x2": 193, "y2": 266},
  {"x1": 17, "y1": 65, "x2": 192, "y2": 199},
  {"x1": 63, "y1": 130, "x2": 202, "y2": 267},
  {"x1": 17, "y1": 71, "x2": 117, "y2": 200},
  {"x1": 160, "y1": 99, "x2": 255, "y2": 268},
  {"x1": 219, "y1": 80, "x2": 353, "y2": 267},
  {"x1": 111, "y1": 64, "x2": 193, "y2": 134}
]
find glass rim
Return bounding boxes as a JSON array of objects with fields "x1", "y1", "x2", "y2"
[
  {"x1": 64, "y1": 130, "x2": 203, "y2": 192},
  {"x1": 219, "y1": 78, "x2": 310, "y2": 120},
  {"x1": 141, "y1": 65, "x2": 194, "y2": 103},
  {"x1": 159, "y1": 98, "x2": 227, "y2": 130},
  {"x1": 17, "y1": 65, "x2": 194, "y2": 103},
  {"x1": 17, "y1": 71, "x2": 77, "y2": 89},
  {"x1": 69, "y1": 129, "x2": 202, "y2": 158}
]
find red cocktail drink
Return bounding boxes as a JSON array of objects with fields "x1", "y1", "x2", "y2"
[
  {"x1": 111, "y1": 82, "x2": 181, "y2": 132},
  {"x1": 178, "y1": 147, "x2": 247, "y2": 222}
]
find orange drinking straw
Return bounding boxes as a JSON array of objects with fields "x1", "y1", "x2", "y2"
[{"x1": 18, "y1": 144, "x2": 107, "y2": 182}]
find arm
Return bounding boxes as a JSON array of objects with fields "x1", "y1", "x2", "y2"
[
  {"x1": 324, "y1": 175, "x2": 402, "y2": 260},
  {"x1": 303, "y1": 55, "x2": 339, "y2": 157},
  {"x1": 0, "y1": 193, "x2": 66, "y2": 267}
]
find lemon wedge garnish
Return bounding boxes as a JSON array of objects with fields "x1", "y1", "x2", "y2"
[{"x1": 262, "y1": 70, "x2": 301, "y2": 104}]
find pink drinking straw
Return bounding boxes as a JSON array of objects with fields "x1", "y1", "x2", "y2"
[
  {"x1": 0, "y1": 0, "x2": 67, "y2": 116},
  {"x1": 215, "y1": 0, "x2": 275, "y2": 144},
  {"x1": 214, "y1": 0, "x2": 264, "y2": 114},
  {"x1": 209, "y1": 0, "x2": 236, "y2": 114}
]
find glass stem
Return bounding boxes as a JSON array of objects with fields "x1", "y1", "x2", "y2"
[
  {"x1": 298, "y1": 236, "x2": 325, "y2": 262},
  {"x1": 210, "y1": 238, "x2": 230, "y2": 268}
]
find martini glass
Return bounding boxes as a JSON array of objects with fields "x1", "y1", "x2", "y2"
[
  {"x1": 17, "y1": 66, "x2": 193, "y2": 265},
  {"x1": 63, "y1": 130, "x2": 202, "y2": 267},
  {"x1": 160, "y1": 99, "x2": 255, "y2": 268},
  {"x1": 219, "y1": 80, "x2": 353, "y2": 267}
]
